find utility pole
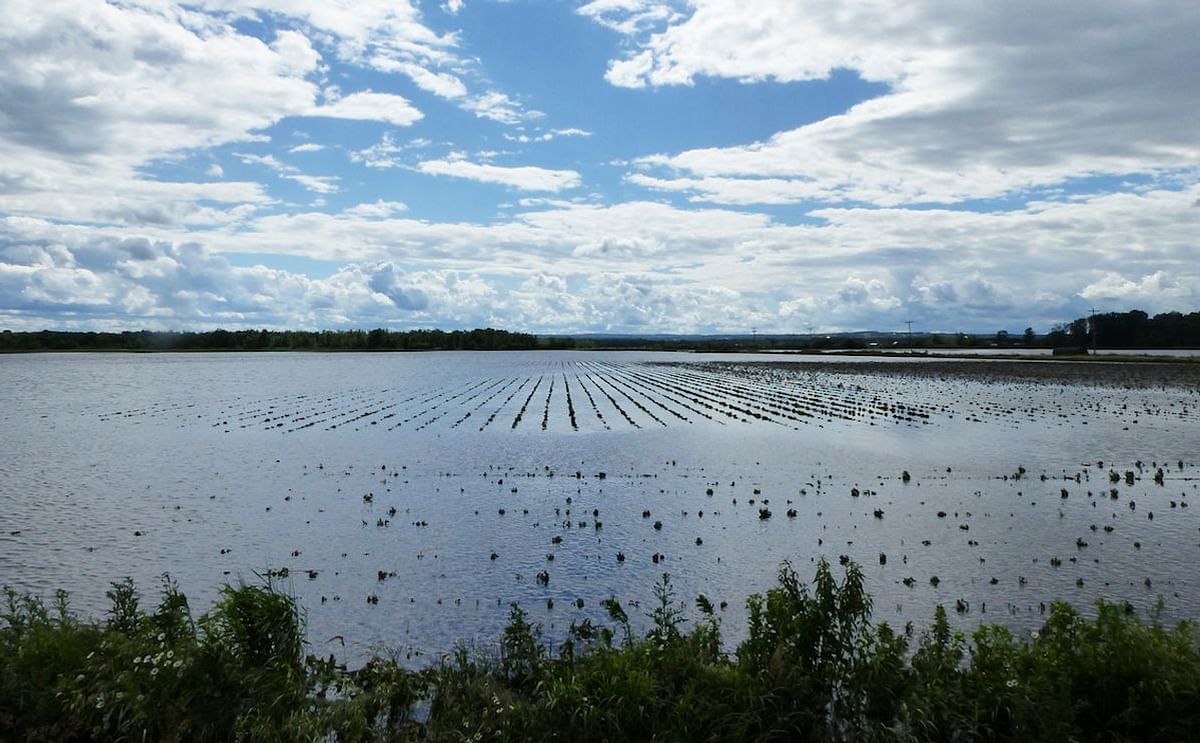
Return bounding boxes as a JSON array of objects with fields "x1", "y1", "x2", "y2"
[{"x1": 1089, "y1": 307, "x2": 1098, "y2": 354}]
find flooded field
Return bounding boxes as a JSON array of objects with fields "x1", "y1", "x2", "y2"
[{"x1": 2, "y1": 351, "x2": 1198, "y2": 663}]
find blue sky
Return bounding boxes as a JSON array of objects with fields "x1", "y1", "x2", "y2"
[{"x1": 1, "y1": 1, "x2": 1198, "y2": 334}]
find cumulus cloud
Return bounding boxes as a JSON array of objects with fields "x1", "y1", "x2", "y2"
[
  {"x1": 1080, "y1": 271, "x2": 1197, "y2": 307},
  {"x1": 0, "y1": 0, "x2": 538, "y2": 232},
  {"x1": 0, "y1": 1, "x2": 433, "y2": 226},
  {"x1": 3, "y1": 1, "x2": 1197, "y2": 333},
  {"x1": 3, "y1": 181, "x2": 1199, "y2": 332},
  {"x1": 199, "y1": 1, "x2": 533, "y2": 123},
  {"x1": 590, "y1": 0, "x2": 1200, "y2": 206},
  {"x1": 0, "y1": 1, "x2": 317, "y2": 226},
  {"x1": 0, "y1": 1, "x2": 319, "y2": 171},
  {"x1": 0, "y1": 228, "x2": 290, "y2": 327},
  {"x1": 835, "y1": 277, "x2": 902, "y2": 313},
  {"x1": 0, "y1": 224, "x2": 487, "y2": 330},
  {"x1": 365, "y1": 263, "x2": 432, "y2": 310}
]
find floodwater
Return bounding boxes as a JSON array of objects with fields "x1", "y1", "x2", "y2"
[{"x1": 2, "y1": 351, "x2": 1198, "y2": 663}]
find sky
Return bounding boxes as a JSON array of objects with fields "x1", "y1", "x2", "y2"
[{"x1": 1, "y1": 1, "x2": 1198, "y2": 335}]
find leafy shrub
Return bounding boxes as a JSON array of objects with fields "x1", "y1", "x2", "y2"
[{"x1": 4, "y1": 562, "x2": 1200, "y2": 741}]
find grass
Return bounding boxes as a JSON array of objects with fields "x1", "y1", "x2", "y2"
[{"x1": 4, "y1": 562, "x2": 1200, "y2": 741}]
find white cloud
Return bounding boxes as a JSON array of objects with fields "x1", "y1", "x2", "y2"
[
  {"x1": 577, "y1": 1, "x2": 682, "y2": 36},
  {"x1": 593, "y1": 0, "x2": 1200, "y2": 207},
  {"x1": 0, "y1": 0, "x2": 329, "y2": 227},
  {"x1": 0, "y1": 174, "x2": 271, "y2": 228},
  {"x1": 349, "y1": 133, "x2": 434, "y2": 169},
  {"x1": 235, "y1": 153, "x2": 286, "y2": 170},
  {"x1": 3, "y1": 183, "x2": 1199, "y2": 332},
  {"x1": 369, "y1": 57, "x2": 469, "y2": 99},
  {"x1": 202, "y1": 1, "x2": 533, "y2": 124},
  {"x1": 308, "y1": 91, "x2": 423, "y2": 126},
  {"x1": 1080, "y1": 271, "x2": 1196, "y2": 306},
  {"x1": 286, "y1": 174, "x2": 340, "y2": 194},
  {"x1": 463, "y1": 91, "x2": 540, "y2": 125},
  {"x1": 343, "y1": 200, "x2": 409, "y2": 218},
  {"x1": 198, "y1": 0, "x2": 457, "y2": 67},
  {"x1": 235, "y1": 152, "x2": 339, "y2": 194},
  {"x1": 551, "y1": 128, "x2": 592, "y2": 139},
  {"x1": 835, "y1": 277, "x2": 902, "y2": 313},
  {"x1": 626, "y1": 172, "x2": 826, "y2": 205},
  {"x1": 417, "y1": 158, "x2": 582, "y2": 191},
  {"x1": 0, "y1": 1, "x2": 434, "y2": 227},
  {"x1": 3, "y1": 1, "x2": 1197, "y2": 333},
  {"x1": 506, "y1": 127, "x2": 593, "y2": 144},
  {"x1": 0, "y1": 1, "x2": 320, "y2": 171}
]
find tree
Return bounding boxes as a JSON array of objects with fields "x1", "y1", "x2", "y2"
[{"x1": 1023, "y1": 327, "x2": 1036, "y2": 346}]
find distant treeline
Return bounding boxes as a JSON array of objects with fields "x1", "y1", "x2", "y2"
[
  {"x1": 1046, "y1": 309, "x2": 1200, "y2": 349},
  {"x1": 3, "y1": 308, "x2": 1196, "y2": 353},
  {"x1": 566, "y1": 335, "x2": 828, "y2": 352},
  {"x1": 0, "y1": 328, "x2": 538, "y2": 352}
]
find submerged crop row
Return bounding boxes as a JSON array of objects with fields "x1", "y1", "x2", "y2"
[
  {"x1": 4, "y1": 560, "x2": 1199, "y2": 741},
  {"x1": 94, "y1": 358, "x2": 1199, "y2": 435}
]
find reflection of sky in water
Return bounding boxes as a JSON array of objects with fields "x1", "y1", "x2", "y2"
[{"x1": 2, "y1": 351, "x2": 1198, "y2": 664}]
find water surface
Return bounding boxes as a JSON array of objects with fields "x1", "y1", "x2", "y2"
[{"x1": 2, "y1": 351, "x2": 1197, "y2": 663}]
